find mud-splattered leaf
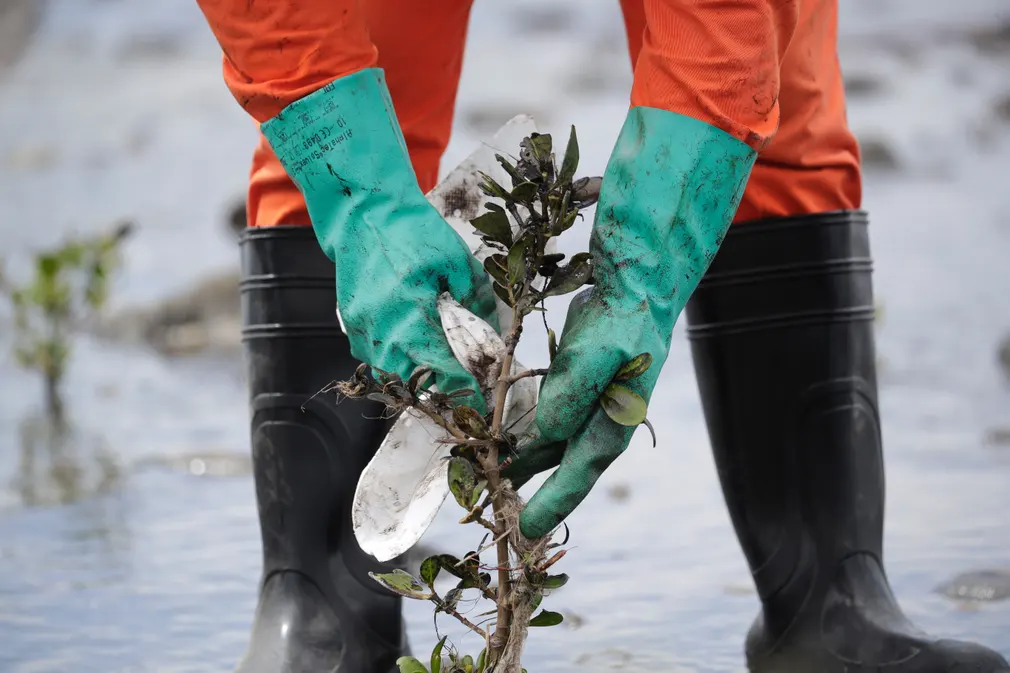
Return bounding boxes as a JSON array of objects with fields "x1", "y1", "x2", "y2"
[
  {"x1": 529, "y1": 610, "x2": 564, "y2": 627},
  {"x1": 447, "y1": 457, "x2": 478, "y2": 509},
  {"x1": 453, "y1": 406, "x2": 490, "y2": 439},
  {"x1": 367, "y1": 392, "x2": 398, "y2": 406},
  {"x1": 407, "y1": 365, "x2": 434, "y2": 393},
  {"x1": 495, "y1": 154, "x2": 524, "y2": 187},
  {"x1": 558, "y1": 126, "x2": 579, "y2": 184},
  {"x1": 548, "y1": 328, "x2": 558, "y2": 362},
  {"x1": 614, "y1": 353, "x2": 653, "y2": 381},
  {"x1": 528, "y1": 132, "x2": 553, "y2": 159},
  {"x1": 600, "y1": 383, "x2": 648, "y2": 427},
  {"x1": 478, "y1": 171, "x2": 513, "y2": 203},
  {"x1": 420, "y1": 556, "x2": 441, "y2": 587},
  {"x1": 430, "y1": 635, "x2": 447, "y2": 673},
  {"x1": 483, "y1": 254, "x2": 509, "y2": 287},
  {"x1": 369, "y1": 569, "x2": 433, "y2": 600},
  {"x1": 398, "y1": 656, "x2": 429, "y2": 673},
  {"x1": 470, "y1": 209, "x2": 513, "y2": 247},
  {"x1": 444, "y1": 587, "x2": 463, "y2": 612},
  {"x1": 571, "y1": 175, "x2": 602, "y2": 208},
  {"x1": 511, "y1": 181, "x2": 538, "y2": 203},
  {"x1": 543, "y1": 573, "x2": 569, "y2": 589},
  {"x1": 543, "y1": 252, "x2": 592, "y2": 298}
]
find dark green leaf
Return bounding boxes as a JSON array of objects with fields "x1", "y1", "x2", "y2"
[
  {"x1": 368, "y1": 569, "x2": 433, "y2": 600},
  {"x1": 420, "y1": 556, "x2": 441, "y2": 586},
  {"x1": 397, "y1": 656, "x2": 429, "y2": 673},
  {"x1": 531, "y1": 592, "x2": 543, "y2": 611},
  {"x1": 495, "y1": 154, "x2": 524, "y2": 187},
  {"x1": 558, "y1": 125, "x2": 579, "y2": 184},
  {"x1": 555, "y1": 208, "x2": 580, "y2": 235},
  {"x1": 543, "y1": 573, "x2": 569, "y2": 589},
  {"x1": 543, "y1": 252, "x2": 592, "y2": 298},
  {"x1": 614, "y1": 352, "x2": 653, "y2": 381},
  {"x1": 483, "y1": 254, "x2": 509, "y2": 286},
  {"x1": 510, "y1": 181, "x2": 538, "y2": 203},
  {"x1": 478, "y1": 171, "x2": 513, "y2": 203},
  {"x1": 507, "y1": 237, "x2": 528, "y2": 286},
  {"x1": 492, "y1": 281, "x2": 514, "y2": 307},
  {"x1": 431, "y1": 636, "x2": 447, "y2": 673},
  {"x1": 600, "y1": 383, "x2": 648, "y2": 427},
  {"x1": 447, "y1": 457, "x2": 478, "y2": 509},
  {"x1": 547, "y1": 328, "x2": 558, "y2": 362},
  {"x1": 470, "y1": 209, "x2": 513, "y2": 247},
  {"x1": 453, "y1": 406, "x2": 490, "y2": 439},
  {"x1": 529, "y1": 610, "x2": 564, "y2": 627}
]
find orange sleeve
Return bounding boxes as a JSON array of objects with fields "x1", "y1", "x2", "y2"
[
  {"x1": 195, "y1": 0, "x2": 378, "y2": 122},
  {"x1": 631, "y1": 0, "x2": 800, "y2": 151}
]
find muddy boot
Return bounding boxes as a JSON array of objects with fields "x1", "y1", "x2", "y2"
[
  {"x1": 685, "y1": 211, "x2": 1009, "y2": 673},
  {"x1": 237, "y1": 225, "x2": 407, "y2": 673}
]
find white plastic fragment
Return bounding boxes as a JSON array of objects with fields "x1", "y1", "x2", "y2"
[{"x1": 351, "y1": 116, "x2": 546, "y2": 562}]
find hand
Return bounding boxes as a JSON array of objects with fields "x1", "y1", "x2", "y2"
[
  {"x1": 261, "y1": 68, "x2": 498, "y2": 413},
  {"x1": 506, "y1": 106, "x2": 757, "y2": 537}
]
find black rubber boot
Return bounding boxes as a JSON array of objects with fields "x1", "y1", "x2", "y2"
[
  {"x1": 685, "y1": 211, "x2": 1009, "y2": 673},
  {"x1": 237, "y1": 225, "x2": 407, "y2": 673}
]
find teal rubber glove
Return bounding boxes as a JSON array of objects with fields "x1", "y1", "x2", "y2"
[
  {"x1": 509, "y1": 107, "x2": 757, "y2": 537},
  {"x1": 262, "y1": 69, "x2": 498, "y2": 412}
]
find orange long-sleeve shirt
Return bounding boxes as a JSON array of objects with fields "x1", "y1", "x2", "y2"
[{"x1": 196, "y1": 0, "x2": 797, "y2": 151}]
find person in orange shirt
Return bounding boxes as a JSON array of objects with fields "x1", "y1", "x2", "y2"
[{"x1": 195, "y1": 1, "x2": 1010, "y2": 672}]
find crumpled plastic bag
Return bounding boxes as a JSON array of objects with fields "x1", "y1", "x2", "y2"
[{"x1": 349, "y1": 115, "x2": 552, "y2": 562}]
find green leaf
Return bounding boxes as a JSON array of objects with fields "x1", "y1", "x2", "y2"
[
  {"x1": 529, "y1": 610, "x2": 564, "y2": 627},
  {"x1": 600, "y1": 383, "x2": 648, "y2": 427},
  {"x1": 614, "y1": 352, "x2": 653, "y2": 381},
  {"x1": 431, "y1": 636, "x2": 447, "y2": 673},
  {"x1": 462, "y1": 655, "x2": 474, "y2": 673},
  {"x1": 398, "y1": 656, "x2": 429, "y2": 673},
  {"x1": 510, "y1": 181, "x2": 538, "y2": 204},
  {"x1": 543, "y1": 252, "x2": 592, "y2": 298},
  {"x1": 507, "y1": 237, "x2": 528, "y2": 286},
  {"x1": 474, "y1": 648, "x2": 486, "y2": 673},
  {"x1": 558, "y1": 125, "x2": 579, "y2": 184},
  {"x1": 543, "y1": 573, "x2": 569, "y2": 589},
  {"x1": 531, "y1": 592, "x2": 543, "y2": 612},
  {"x1": 469, "y1": 479, "x2": 487, "y2": 508},
  {"x1": 483, "y1": 254, "x2": 509, "y2": 287},
  {"x1": 368, "y1": 569, "x2": 433, "y2": 600},
  {"x1": 555, "y1": 208, "x2": 580, "y2": 235},
  {"x1": 447, "y1": 457, "x2": 478, "y2": 509},
  {"x1": 420, "y1": 556, "x2": 441, "y2": 587},
  {"x1": 478, "y1": 171, "x2": 513, "y2": 203},
  {"x1": 453, "y1": 406, "x2": 490, "y2": 439},
  {"x1": 470, "y1": 209, "x2": 513, "y2": 247},
  {"x1": 547, "y1": 328, "x2": 558, "y2": 362},
  {"x1": 495, "y1": 154, "x2": 525, "y2": 187}
]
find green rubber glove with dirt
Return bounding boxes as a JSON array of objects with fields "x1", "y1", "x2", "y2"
[
  {"x1": 508, "y1": 107, "x2": 758, "y2": 538},
  {"x1": 261, "y1": 68, "x2": 498, "y2": 413}
]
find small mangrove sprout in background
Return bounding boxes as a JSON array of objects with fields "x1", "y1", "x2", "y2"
[
  {"x1": 0, "y1": 221, "x2": 133, "y2": 424},
  {"x1": 331, "y1": 128, "x2": 654, "y2": 673}
]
